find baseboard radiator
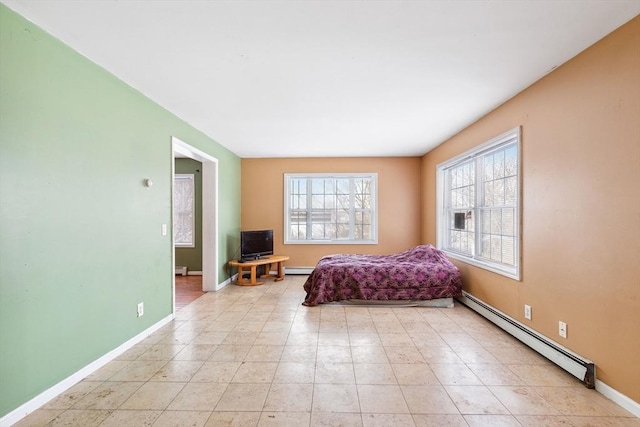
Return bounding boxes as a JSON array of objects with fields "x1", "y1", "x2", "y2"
[{"x1": 457, "y1": 291, "x2": 595, "y2": 389}]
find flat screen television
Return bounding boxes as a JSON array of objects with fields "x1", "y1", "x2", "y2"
[{"x1": 240, "y1": 229, "x2": 274, "y2": 261}]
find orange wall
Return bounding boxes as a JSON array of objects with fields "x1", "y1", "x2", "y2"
[
  {"x1": 421, "y1": 17, "x2": 640, "y2": 401},
  {"x1": 241, "y1": 157, "x2": 422, "y2": 267}
]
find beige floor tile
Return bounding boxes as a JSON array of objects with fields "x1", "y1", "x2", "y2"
[
  {"x1": 566, "y1": 416, "x2": 640, "y2": 426},
  {"x1": 409, "y1": 333, "x2": 447, "y2": 347},
  {"x1": 84, "y1": 360, "x2": 131, "y2": 381},
  {"x1": 450, "y1": 346, "x2": 501, "y2": 364},
  {"x1": 11, "y1": 277, "x2": 636, "y2": 427},
  {"x1": 489, "y1": 385, "x2": 560, "y2": 415},
  {"x1": 166, "y1": 382, "x2": 228, "y2": 411},
  {"x1": 108, "y1": 360, "x2": 168, "y2": 382},
  {"x1": 319, "y1": 332, "x2": 350, "y2": 346},
  {"x1": 192, "y1": 331, "x2": 230, "y2": 345},
  {"x1": 418, "y1": 346, "x2": 463, "y2": 364},
  {"x1": 48, "y1": 409, "x2": 112, "y2": 426},
  {"x1": 349, "y1": 333, "x2": 382, "y2": 347},
  {"x1": 263, "y1": 383, "x2": 314, "y2": 412},
  {"x1": 153, "y1": 410, "x2": 212, "y2": 426},
  {"x1": 412, "y1": 414, "x2": 468, "y2": 426},
  {"x1": 12, "y1": 409, "x2": 63, "y2": 427},
  {"x1": 222, "y1": 331, "x2": 259, "y2": 346},
  {"x1": 312, "y1": 384, "x2": 361, "y2": 413},
  {"x1": 99, "y1": 409, "x2": 161, "y2": 426},
  {"x1": 358, "y1": 384, "x2": 409, "y2": 413},
  {"x1": 463, "y1": 414, "x2": 522, "y2": 426},
  {"x1": 115, "y1": 345, "x2": 152, "y2": 361},
  {"x1": 515, "y1": 414, "x2": 576, "y2": 426},
  {"x1": 72, "y1": 381, "x2": 143, "y2": 410},
  {"x1": 444, "y1": 385, "x2": 510, "y2": 415},
  {"x1": 400, "y1": 385, "x2": 459, "y2": 414},
  {"x1": 439, "y1": 333, "x2": 482, "y2": 347},
  {"x1": 244, "y1": 345, "x2": 285, "y2": 362},
  {"x1": 191, "y1": 361, "x2": 242, "y2": 382},
  {"x1": 485, "y1": 346, "x2": 551, "y2": 365},
  {"x1": 120, "y1": 382, "x2": 185, "y2": 410},
  {"x1": 535, "y1": 387, "x2": 633, "y2": 416},
  {"x1": 254, "y1": 331, "x2": 290, "y2": 346},
  {"x1": 287, "y1": 332, "x2": 320, "y2": 346},
  {"x1": 392, "y1": 364, "x2": 440, "y2": 385},
  {"x1": 205, "y1": 411, "x2": 261, "y2": 426},
  {"x1": 42, "y1": 381, "x2": 102, "y2": 409},
  {"x1": 508, "y1": 364, "x2": 582, "y2": 387},
  {"x1": 317, "y1": 345, "x2": 352, "y2": 363},
  {"x1": 231, "y1": 361, "x2": 278, "y2": 382},
  {"x1": 354, "y1": 363, "x2": 397, "y2": 384},
  {"x1": 315, "y1": 362, "x2": 356, "y2": 384},
  {"x1": 378, "y1": 333, "x2": 414, "y2": 346},
  {"x1": 384, "y1": 346, "x2": 426, "y2": 364},
  {"x1": 466, "y1": 363, "x2": 525, "y2": 386},
  {"x1": 347, "y1": 321, "x2": 378, "y2": 333},
  {"x1": 351, "y1": 346, "x2": 389, "y2": 364},
  {"x1": 310, "y1": 411, "x2": 363, "y2": 427},
  {"x1": 258, "y1": 411, "x2": 311, "y2": 427},
  {"x1": 208, "y1": 344, "x2": 251, "y2": 361},
  {"x1": 430, "y1": 363, "x2": 483, "y2": 385},
  {"x1": 158, "y1": 330, "x2": 200, "y2": 345},
  {"x1": 137, "y1": 344, "x2": 185, "y2": 361},
  {"x1": 215, "y1": 383, "x2": 271, "y2": 411},
  {"x1": 273, "y1": 362, "x2": 316, "y2": 383},
  {"x1": 172, "y1": 343, "x2": 217, "y2": 361},
  {"x1": 362, "y1": 413, "x2": 416, "y2": 427},
  {"x1": 280, "y1": 345, "x2": 318, "y2": 362},
  {"x1": 150, "y1": 360, "x2": 204, "y2": 382},
  {"x1": 319, "y1": 321, "x2": 349, "y2": 333},
  {"x1": 262, "y1": 320, "x2": 294, "y2": 332}
]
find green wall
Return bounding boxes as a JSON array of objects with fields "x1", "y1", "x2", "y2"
[
  {"x1": 0, "y1": 4, "x2": 241, "y2": 418},
  {"x1": 175, "y1": 158, "x2": 203, "y2": 272}
]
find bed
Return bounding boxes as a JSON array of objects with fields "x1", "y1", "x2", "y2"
[{"x1": 302, "y1": 244, "x2": 462, "y2": 307}]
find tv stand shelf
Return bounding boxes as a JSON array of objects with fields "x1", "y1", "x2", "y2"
[{"x1": 228, "y1": 255, "x2": 290, "y2": 286}]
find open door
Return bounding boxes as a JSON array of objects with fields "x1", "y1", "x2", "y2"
[{"x1": 171, "y1": 137, "x2": 219, "y2": 313}]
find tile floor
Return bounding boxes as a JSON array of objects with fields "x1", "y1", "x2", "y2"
[{"x1": 15, "y1": 275, "x2": 638, "y2": 427}]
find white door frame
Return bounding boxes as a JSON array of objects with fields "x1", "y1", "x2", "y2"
[{"x1": 172, "y1": 137, "x2": 219, "y2": 311}]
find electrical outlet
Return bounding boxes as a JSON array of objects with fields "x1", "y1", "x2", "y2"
[
  {"x1": 524, "y1": 304, "x2": 532, "y2": 320},
  {"x1": 137, "y1": 302, "x2": 144, "y2": 317},
  {"x1": 558, "y1": 321, "x2": 567, "y2": 338},
  {"x1": 161, "y1": 224, "x2": 167, "y2": 236}
]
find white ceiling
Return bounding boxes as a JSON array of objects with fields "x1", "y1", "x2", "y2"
[{"x1": 3, "y1": 1, "x2": 639, "y2": 158}]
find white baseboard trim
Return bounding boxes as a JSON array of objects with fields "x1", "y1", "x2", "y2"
[
  {"x1": 215, "y1": 274, "x2": 235, "y2": 291},
  {"x1": 285, "y1": 267, "x2": 314, "y2": 275},
  {"x1": 596, "y1": 379, "x2": 640, "y2": 417},
  {"x1": 0, "y1": 314, "x2": 174, "y2": 427},
  {"x1": 458, "y1": 292, "x2": 639, "y2": 418},
  {"x1": 187, "y1": 271, "x2": 202, "y2": 276}
]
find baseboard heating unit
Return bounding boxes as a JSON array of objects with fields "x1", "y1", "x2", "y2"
[{"x1": 457, "y1": 291, "x2": 595, "y2": 389}]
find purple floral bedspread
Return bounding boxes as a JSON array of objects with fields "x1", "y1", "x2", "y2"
[{"x1": 302, "y1": 245, "x2": 462, "y2": 306}]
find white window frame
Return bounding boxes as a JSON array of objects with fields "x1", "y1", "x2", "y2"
[
  {"x1": 284, "y1": 173, "x2": 378, "y2": 244},
  {"x1": 436, "y1": 127, "x2": 522, "y2": 280},
  {"x1": 174, "y1": 173, "x2": 195, "y2": 248}
]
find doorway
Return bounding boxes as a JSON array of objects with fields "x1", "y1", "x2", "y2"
[{"x1": 172, "y1": 136, "x2": 219, "y2": 313}]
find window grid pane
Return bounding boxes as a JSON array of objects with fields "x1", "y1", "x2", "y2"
[
  {"x1": 438, "y1": 129, "x2": 520, "y2": 279},
  {"x1": 286, "y1": 174, "x2": 375, "y2": 243},
  {"x1": 174, "y1": 174, "x2": 195, "y2": 247}
]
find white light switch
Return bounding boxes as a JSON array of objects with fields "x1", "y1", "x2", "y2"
[{"x1": 161, "y1": 224, "x2": 167, "y2": 236}]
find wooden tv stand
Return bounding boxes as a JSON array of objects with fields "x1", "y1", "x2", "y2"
[{"x1": 228, "y1": 255, "x2": 290, "y2": 286}]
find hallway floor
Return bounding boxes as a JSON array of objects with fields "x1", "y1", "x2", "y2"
[{"x1": 15, "y1": 275, "x2": 638, "y2": 426}]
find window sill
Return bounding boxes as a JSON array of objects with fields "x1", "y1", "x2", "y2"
[{"x1": 443, "y1": 249, "x2": 520, "y2": 281}]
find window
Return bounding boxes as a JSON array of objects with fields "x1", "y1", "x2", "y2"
[
  {"x1": 284, "y1": 173, "x2": 377, "y2": 244},
  {"x1": 437, "y1": 127, "x2": 521, "y2": 280},
  {"x1": 174, "y1": 174, "x2": 195, "y2": 247}
]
